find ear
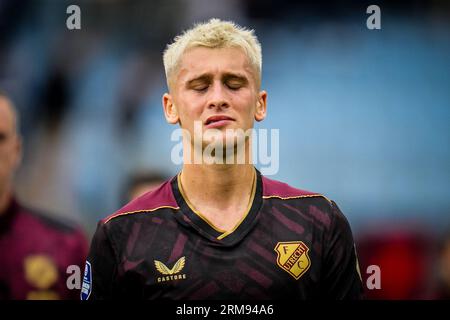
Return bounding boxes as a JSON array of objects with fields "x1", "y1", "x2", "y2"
[
  {"x1": 255, "y1": 90, "x2": 267, "y2": 122},
  {"x1": 9, "y1": 133, "x2": 22, "y2": 174},
  {"x1": 15, "y1": 135, "x2": 22, "y2": 167},
  {"x1": 162, "y1": 93, "x2": 179, "y2": 124}
]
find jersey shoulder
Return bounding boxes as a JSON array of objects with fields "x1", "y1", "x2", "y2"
[
  {"x1": 262, "y1": 175, "x2": 330, "y2": 202},
  {"x1": 261, "y1": 175, "x2": 338, "y2": 228},
  {"x1": 102, "y1": 177, "x2": 179, "y2": 224}
]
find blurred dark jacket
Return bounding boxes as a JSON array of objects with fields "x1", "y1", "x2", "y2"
[{"x1": 0, "y1": 197, "x2": 88, "y2": 300}]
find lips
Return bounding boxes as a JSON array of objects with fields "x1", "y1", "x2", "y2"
[{"x1": 204, "y1": 115, "x2": 235, "y2": 126}]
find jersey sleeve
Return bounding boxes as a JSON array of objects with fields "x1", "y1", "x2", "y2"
[
  {"x1": 81, "y1": 221, "x2": 118, "y2": 300},
  {"x1": 67, "y1": 227, "x2": 90, "y2": 300},
  {"x1": 321, "y1": 201, "x2": 365, "y2": 299}
]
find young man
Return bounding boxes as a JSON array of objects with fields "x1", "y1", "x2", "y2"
[
  {"x1": 0, "y1": 94, "x2": 88, "y2": 299},
  {"x1": 83, "y1": 19, "x2": 364, "y2": 300}
]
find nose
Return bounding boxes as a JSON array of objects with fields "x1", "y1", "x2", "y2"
[{"x1": 207, "y1": 81, "x2": 229, "y2": 109}]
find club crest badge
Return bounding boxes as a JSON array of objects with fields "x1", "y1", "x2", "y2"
[
  {"x1": 274, "y1": 241, "x2": 311, "y2": 280},
  {"x1": 24, "y1": 255, "x2": 58, "y2": 289}
]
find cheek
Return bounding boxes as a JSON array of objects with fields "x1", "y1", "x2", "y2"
[
  {"x1": 236, "y1": 93, "x2": 258, "y2": 118},
  {"x1": 0, "y1": 151, "x2": 12, "y2": 175},
  {"x1": 0, "y1": 144, "x2": 19, "y2": 165},
  {"x1": 0, "y1": 146, "x2": 8, "y2": 159},
  {"x1": 177, "y1": 93, "x2": 204, "y2": 118},
  {"x1": 177, "y1": 107, "x2": 200, "y2": 133},
  {"x1": 179, "y1": 105, "x2": 201, "y2": 123}
]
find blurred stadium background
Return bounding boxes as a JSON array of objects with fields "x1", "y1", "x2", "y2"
[{"x1": 0, "y1": 0, "x2": 449, "y2": 299}]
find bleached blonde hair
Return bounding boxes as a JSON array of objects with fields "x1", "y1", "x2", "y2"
[{"x1": 163, "y1": 18, "x2": 262, "y2": 90}]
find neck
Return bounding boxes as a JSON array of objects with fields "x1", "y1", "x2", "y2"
[
  {"x1": 181, "y1": 164, "x2": 255, "y2": 204},
  {"x1": 179, "y1": 164, "x2": 256, "y2": 230},
  {"x1": 0, "y1": 186, "x2": 12, "y2": 216}
]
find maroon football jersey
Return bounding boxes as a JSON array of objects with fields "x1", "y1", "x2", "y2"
[
  {"x1": 0, "y1": 197, "x2": 88, "y2": 300},
  {"x1": 83, "y1": 169, "x2": 363, "y2": 300}
]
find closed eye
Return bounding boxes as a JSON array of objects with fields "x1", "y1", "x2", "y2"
[
  {"x1": 186, "y1": 75, "x2": 212, "y2": 92},
  {"x1": 192, "y1": 84, "x2": 209, "y2": 92},
  {"x1": 0, "y1": 132, "x2": 7, "y2": 143},
  {"x1": 226, "y1": 81, "x2": 243, "y2": 90},
  {"x1": 223, "y1": 74, "x2": 248, "y2": 90}
]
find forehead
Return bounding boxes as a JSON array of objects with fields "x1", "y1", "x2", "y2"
[
  {"x1": 176, "y1": 46, "x2": 255, "y2": 83},
  {"x1": 0, "y1": 97, "x2": 16, "y2": 133}
]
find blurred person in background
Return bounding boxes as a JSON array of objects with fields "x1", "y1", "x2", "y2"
[
  {"x1": 0, "y1": 93, "x2": 88, "y2": 300},
  {"x1": 123, "y1": 171, "x2": 169, "y2": 203},
  {"x1": 434, "y1": 231, "x2": 450, "y2": 299},
  {"x1": 356, "y1": 225, "x2": 437, "y2": 300}
]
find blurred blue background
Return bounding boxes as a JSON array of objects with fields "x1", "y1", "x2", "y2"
[{"x1": 0, "y1": 0, "x2": 449, "y2": 299}]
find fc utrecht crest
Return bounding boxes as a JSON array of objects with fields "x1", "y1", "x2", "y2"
[{"x1": 274, "y1": 241, "x2": 311, "y2": 280}]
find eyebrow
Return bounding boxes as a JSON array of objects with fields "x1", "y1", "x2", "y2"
[
  {"x1": 222, "y1": 73, "x2": 249, "y2": 84},
  {"x1": 186, "y1": 74, "x2": 212, "y2": 87},
  {"x1": 185, "y1": 72, "x2": 249, "y2": 87}
]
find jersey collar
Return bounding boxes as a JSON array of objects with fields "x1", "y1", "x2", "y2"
[{"x1": 171, "y1": 168, "x2": 263, "y2": 246}]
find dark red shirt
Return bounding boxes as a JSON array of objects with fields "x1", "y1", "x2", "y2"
[
  {"x1": 0, "y1": 197, "x2": 88, "y2": 300},
  {"x1": 84, "y1": 169, "x2": 364, "y2": 300}
]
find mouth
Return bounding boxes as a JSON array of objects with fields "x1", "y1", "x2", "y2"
[{"x1": 204, "y1": 115, "x2": 235, "y2": 128}]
